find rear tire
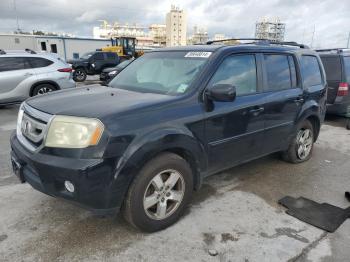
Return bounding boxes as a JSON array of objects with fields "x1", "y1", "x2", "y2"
[
  {"x1": 346, "y1": 119, "x2": 350, "y2": 130},
  {"x1": 73, "y1": 68, "x2": 87, "y2": 82},
  {"x1": 282, "y1": 120, "x2": 314, "y2": 163},
  {"x1": 122, "y1": 152, "x2": 193, "y2": 232},
  {"x1": 32, "y1": 83, "x2": 56, "y2": 96}
]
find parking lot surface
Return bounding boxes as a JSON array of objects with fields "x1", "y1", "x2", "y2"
[{"x1": 0, "y1": 101, "x2": 349, "y2": 261}]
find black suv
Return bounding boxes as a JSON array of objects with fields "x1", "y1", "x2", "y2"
[
  {"x1": 68, "y1": 51, "x2": 120, "y2": 82},
  {"x1": 99, "y1": 59, "x2": 133, "y2": 85},
  {"x1": 316, "y1": 49, "x2": 350, "y2": 117},
  {"x1": 11, "y1": 40, "x2": 327, "y2": 232}
]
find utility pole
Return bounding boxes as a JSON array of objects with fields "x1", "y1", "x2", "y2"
[
  {"x1": 310, "y1": 25, "x2": 316, "y2": 48},
  {"x1": 347, "y1": 32, "x2": 350, "y2": 48},
  {"x1": 13, "y1": 0, "x2": 21, "y2": 33}
]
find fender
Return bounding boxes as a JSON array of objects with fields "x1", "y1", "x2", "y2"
[
  {"x1": 111, "y1": 127, "x2": 207, "y2": 195},
  {"x1": 297, "y1": 99, "x2": 320, "y2": 122},
  {"x1": 292, "y1": 99, "x2": 322, "y2": 141}
]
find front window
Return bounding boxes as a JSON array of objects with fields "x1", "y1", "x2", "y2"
[{"x1": 110, "y1": 51, "x2": 209, "y2": 95}]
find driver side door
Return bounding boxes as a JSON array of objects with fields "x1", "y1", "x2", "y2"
[{"x1": 204, "y1": 53, "x2": 266, "y2": 174}]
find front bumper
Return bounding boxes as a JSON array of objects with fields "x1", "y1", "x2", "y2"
[{"x1": 10, "y1": 132, "x2": 122, "y2": 215}]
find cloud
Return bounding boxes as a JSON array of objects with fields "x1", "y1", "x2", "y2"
[
  {"x1": 76, "y1": 10, "x2": 104, "y2": 23},
  {"x1": 0, "y1": 0, "x2": 349, "y2": 48}
]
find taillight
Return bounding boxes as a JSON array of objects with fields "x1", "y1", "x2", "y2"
[
  {"x1": 337, "y1": 82, "x2": 349, "y2": 96},
  {"x1": 57, "y1": 68, "x2": 72, "y2": 73}
]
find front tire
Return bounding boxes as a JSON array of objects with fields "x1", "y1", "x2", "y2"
[
  {"x1": 123, "y1": 153, "x2": 193, "y2": 232},
  {"x1": 282, "y1": 120, "x2": 314, "y2": 163},
  {"x1": 73, "y1": 68, "x2": 87, "y2": 82}
]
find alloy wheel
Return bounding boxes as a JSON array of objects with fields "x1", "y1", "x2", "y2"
[
  {"x1": 75, "y1": 70, "x2": 85, "y2": 81},
  {"x1": 143, "y1": 169, "x2": 185, "y2": 220},
  {"x1": 37, "y1": 86, "x2": 54, "y2": 95},
  {"x1": 296, "y1": 128, "x2": 313, "y2": 160}
]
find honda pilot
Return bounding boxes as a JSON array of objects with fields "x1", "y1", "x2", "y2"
[{"x1": 10, "y1": 40, "x2": 327, "y2": 232}]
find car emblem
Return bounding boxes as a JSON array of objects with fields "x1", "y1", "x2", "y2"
[{"x1": 22, "y1": 119, "x2": 31, "y2": 135}]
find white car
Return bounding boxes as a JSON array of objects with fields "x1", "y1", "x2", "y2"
[{"x1": 0, "y1": 49, "x2": 76, "y2": 105}]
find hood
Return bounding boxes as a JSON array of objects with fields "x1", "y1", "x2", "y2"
[
  {"x1": 26, "y1": 85, "x2": 174, "y2": 120},
  {"x1": 102, "y1": 66, "x2": 119, "y2": 73}
]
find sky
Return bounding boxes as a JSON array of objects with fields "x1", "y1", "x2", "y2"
[{"x1": 0, "y1": 0, "x2": 349, "y2": 48}]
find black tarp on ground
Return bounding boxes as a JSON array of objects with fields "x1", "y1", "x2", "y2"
[{"x1": 279, "y1": 196, "x2": 350, "y2": 233}]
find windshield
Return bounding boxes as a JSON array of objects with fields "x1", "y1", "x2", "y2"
[
  {"x1": 81, "y1": 52, "x2": 94, "y2": 59},
  {"x1": 109, "y1": 51, "x2": 209, "y2": 95},
  {"x1": 117, "y1": 59, "x2": 133, "y2": 69}
]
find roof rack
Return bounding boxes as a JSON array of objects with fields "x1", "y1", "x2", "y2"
[
  {"x1": 315, "y1": 48, "x2": 350, "y2": 54},
  {"x1": 25, "y1": 48, "x2": 36, "y2": 54},
  {"x1": 206, "y1": 38, "x2": 309, "y2": 49},
  {"x1": 0, "y1": 49, "x2": 37, "y2": 55}
]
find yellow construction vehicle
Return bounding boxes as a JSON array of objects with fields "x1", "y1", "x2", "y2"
[{"x1": 100, "y1": 37, "x2": 144, "y2": 61}]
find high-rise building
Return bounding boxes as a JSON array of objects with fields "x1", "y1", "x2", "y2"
[
  {"x1": 166, "y1": 5, "x2": 187, "y2": 46},
  {"x1": 255, "y1": 17, "x2": 285, "y2": 42}
]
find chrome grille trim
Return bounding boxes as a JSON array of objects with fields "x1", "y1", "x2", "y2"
[{"x1": 16, "y1": 102, "x2": 53, "y2": 152}]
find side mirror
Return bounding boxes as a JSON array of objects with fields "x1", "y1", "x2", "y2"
[{"x1": 205, "y1": 84, "x2": 236, "y2": 102}]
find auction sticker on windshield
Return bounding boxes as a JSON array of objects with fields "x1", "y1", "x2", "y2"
[{"x1": 184, "y1": 52, "x2": 212, "y2": 58}]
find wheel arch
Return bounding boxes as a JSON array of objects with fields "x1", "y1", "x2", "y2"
[
  {"x1": 30, "y1": 81, "x2": 59, "y2": 96},
  {"x1": 297, "y1": 105, "x2": 321, "y2": 142},
  {"x1": 112, "y1": 130, "x2": 207, "y2": 207}
]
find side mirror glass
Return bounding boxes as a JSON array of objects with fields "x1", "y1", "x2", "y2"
[{"x1": 206, "y1": 84, "x2": 236, "y2": 102}]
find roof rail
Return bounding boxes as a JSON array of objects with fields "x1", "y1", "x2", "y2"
[
  {"x1": 206, "y1": 38, "x2": 309, "y2": 49},
  {"x1": 269, "y1": 41, "x2": 309, "y2": 49},
  {"x1": 315, "y1": 48, "x2": 350, "y2": 54},
  {"x1": 0, "y1": 49, "x2": 6, "y2": 55},
  {"x1": 25, "y1": 48, "x2": 36, "y2": 54},
  {"x1": 206, "y1": 38, "x2": 268, "y2": 45}
]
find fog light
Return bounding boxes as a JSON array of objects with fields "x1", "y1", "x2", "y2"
[{"x1": 64, "y1": 181, "x2": 75, "y2": 193}]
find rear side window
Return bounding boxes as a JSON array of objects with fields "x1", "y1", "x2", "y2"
[
  {"x1": 28, "y1": 57, "x2": 53, "y2": 68},
  {"x1": 264, "y1": 54, "x2": 294, "y2": 91},
  {"x1": 0, "y1": 57, "x2": 29, "y2": 72},
  {"x1": 106, "y1": 53, "x2": 116, "y2": 59},
  {"x1": 300, "y1": 56, "x2": 323, "y2": 86},
  {"x1": 209, "y1": 54, "x2": 257, "y2": 96},
  {"x1": 344, "y1": 57, "x2": 350, "y2": 82},
  {"x1": 94, "y1": 53, "x2": 104, "y2": 60},
  {"x1": 320, "y1": 56, "x2": 342, "y2": 81}
]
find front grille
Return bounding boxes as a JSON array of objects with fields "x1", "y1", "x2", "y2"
[{"x1": 17, "y1": 103, "x2": 53, "y2": 151}]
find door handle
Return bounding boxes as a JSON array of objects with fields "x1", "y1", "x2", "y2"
[
  {"x1": 24, "y1": 73, "x2": 34, "y2": 76},
  {"x1": 249, "y1": 106, "x2": 264, "y2": 116},
  {"x1": 294, "y1": 97, "x2": 304, "y2": 103}
]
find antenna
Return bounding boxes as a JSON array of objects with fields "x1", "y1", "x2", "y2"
[{"x1": 13, "y1": 0, "x2": 21, "y2": 32}]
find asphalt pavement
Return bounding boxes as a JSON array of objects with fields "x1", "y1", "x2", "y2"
[{"x1": 0, "y1": 94, "x2": 349, "y2": 261}]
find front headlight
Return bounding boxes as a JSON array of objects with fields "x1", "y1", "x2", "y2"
[
  {"x1": 45, "y1": 116, "x2": 104, "y2": 148},
  {"x1": 108, "y1": 70, "x2": 118, "y2": 76}
]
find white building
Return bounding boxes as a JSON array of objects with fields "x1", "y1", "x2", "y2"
[
  {"x1": 188, "y1": 26, "x2": 208, "y2": 45},
  {"x1": 213, "y1": 34, "x2": 226, "y2": 41},
  {"x1": 166, "y1": 5, "x2": 187, "y2": 46},
  {"x1": 93, "y1": 21, "x2": 147, "y2": 39},
  {"x1": 93, "y1": 21, "x2": 162, "y2": 47},
  {"x1": 149, "y1": 24, "x2": 167, "y2": 46},
  {"x1": 0, "y1": 34, "x2": 110, "y2": 60}
]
